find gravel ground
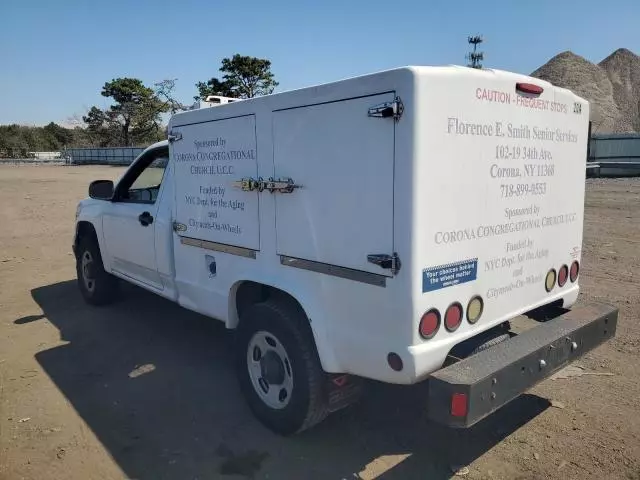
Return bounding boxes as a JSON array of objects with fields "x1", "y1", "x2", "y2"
[{"x1": 0, "y1": 166, "x2": 639, "y2": 480}]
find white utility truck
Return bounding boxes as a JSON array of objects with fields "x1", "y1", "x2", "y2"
[{"x1": 73, "y1": 66, "x2": 617, "y2": 434}]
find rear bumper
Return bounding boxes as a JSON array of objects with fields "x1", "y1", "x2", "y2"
[{"x1": 427, "y1": 302, "x2": 618, "y2": 428}]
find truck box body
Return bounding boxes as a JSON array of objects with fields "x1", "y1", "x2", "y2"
[{"x1": 162, "y1": 66, "x2": 589, "y2": 384}]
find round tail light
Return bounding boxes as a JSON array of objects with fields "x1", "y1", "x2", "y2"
[
  {"x1": 466, "y1": 296, "x2": 484, "y2": 324},
  {"x1": 570, "y1": 261, "x2": 580, "y2": 282},
  {"x1": 558, "y1": 265, "x2": 568, "y2": 287},
  {"x1": 419, "y1": 309, "x2": 440, "y2": 339},
  {"x1": 545, "y1": 269, "x2": 556, "y2": 292},
  {"x1": 444, "y1": 303, "x2": 463, "y2": 332}
]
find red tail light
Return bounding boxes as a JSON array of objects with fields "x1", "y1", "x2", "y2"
[
  {"x1": 444, "y1": 303, "x2": 463, "y2": 332},
  {"x1": 570, "y1": 261, "x2": 580, "y2": 282},
  {"x1": 558, "y1": 265, "x2": 568, "y2": 287},
  {"x1": 419, "y1": 309, "x2": 440, "y2": 339}
]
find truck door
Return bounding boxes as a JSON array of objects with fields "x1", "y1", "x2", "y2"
[
  {"x1": 102, "y1": 146, "x2": 169, "y2": 289},
  {"x1": 272, "y1": 93, "x2": 396, "y2": 277}
]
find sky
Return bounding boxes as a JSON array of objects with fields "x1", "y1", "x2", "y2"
[{"x1": 0, "y1": 0, "x2": 638, "y2": 125}]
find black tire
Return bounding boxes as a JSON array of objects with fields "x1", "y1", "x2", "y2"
[
  {"x1": 235, "y1": 299, "x2": 329, "y2": 435},
  {"x1": 75, "y1": 234, "x2": 119, "y2": 306},
  {"x1": 470, "y1": 333, "x2": 511, "y2": 355}
]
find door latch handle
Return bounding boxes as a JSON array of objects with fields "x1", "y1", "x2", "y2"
[
  {"x1": 138, "y1": 211, "x2": 153, "y2": 226},
  {"x1": 232, "y1": 177, "x2": 300, "y2": 194},
  {"x1": 263, "y1": 177, "x2": 300, "y2": 194}
]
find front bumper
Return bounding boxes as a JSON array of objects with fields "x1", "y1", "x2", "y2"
[{"x1": 427, "y1": 302, "x2": 618, "y2": 428}]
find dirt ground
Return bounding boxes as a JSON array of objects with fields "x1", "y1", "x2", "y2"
[{"x1": 0, "y1": 165, "x2": 639, "y2": 480}]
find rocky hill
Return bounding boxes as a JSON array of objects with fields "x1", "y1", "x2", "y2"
[{"x1": 531, "y1": 48, "x2": 640, "y2": 133}]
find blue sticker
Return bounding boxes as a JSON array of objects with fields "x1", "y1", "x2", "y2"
[{"x1": 422, "y1": 258, "x2": 478, "y2": 293}]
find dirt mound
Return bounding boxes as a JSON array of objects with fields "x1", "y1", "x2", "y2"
[
  {"x1": 599, "y1": 48, "x2": 640, "y2": 132},
  {"x1": 531, "y1": 48, "x2": 640, "y2": 133},
  {"x1": 531, "y1": 51, "x2": 621, "y2": 133}
]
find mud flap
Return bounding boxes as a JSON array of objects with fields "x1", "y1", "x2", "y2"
[{"x1": 326, "y1": 373, "x2": 364, "y2": 413}]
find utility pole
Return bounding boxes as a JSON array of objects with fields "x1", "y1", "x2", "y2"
[{"x1": 467, "y1": 35, "x2": 484, "y2": 69}]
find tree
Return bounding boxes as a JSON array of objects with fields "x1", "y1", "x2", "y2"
[
  {"x1": 195, "y1": 78, "x2": 235, "y2": 101},
  {"x1": 155, "y1": 79, "x2": 193, "y2": 114},
  {"x1": 196, "y1": 54, "x2": 278, "y2": 100},
  {"x1": 0, "y1": 123, "x2": 89, "y2": 157},
  {"x1": 43, "y1": 122, "x2": 73, "y2": 148},
  {"x1": 83, "y1": 106, "x2": 117, "y2": 146},
  {"x1": 83, "y1": 78, "x2": 168, "y2": 147}
]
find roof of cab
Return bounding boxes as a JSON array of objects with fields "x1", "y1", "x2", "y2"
[{"x1": 143, "y1": 140, "x2": 169, "y2": 151}]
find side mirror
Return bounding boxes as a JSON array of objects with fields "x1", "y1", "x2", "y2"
[{"x1": 88, "y1": 180, "x2": 114, "y2": 200}]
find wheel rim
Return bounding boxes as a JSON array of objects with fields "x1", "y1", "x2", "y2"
[
  {"x1": 247, "y1": 331, "x2": 293, "y2": 409},
  {"x1": 81, "y1": 250, "x2": 96, "y2": 293}
]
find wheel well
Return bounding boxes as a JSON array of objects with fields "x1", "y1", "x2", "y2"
[
  {"x1": 231, "y1": 281, "x2": 308, "y2": 330},
  {"x1": 229, "y1": 281, "x2": 336, "y2": 372},
  {"x1": 74, "y1": 221, "x2": 97, "y2": 257}
]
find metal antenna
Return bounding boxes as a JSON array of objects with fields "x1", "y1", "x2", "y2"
[{"x1": 466, "y1": 35, "x2": 484, "y2": 69}]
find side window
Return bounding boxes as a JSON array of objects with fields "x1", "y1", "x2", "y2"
[{"x1": 118, "y1": 149, "x2": 169, "y2": 204}]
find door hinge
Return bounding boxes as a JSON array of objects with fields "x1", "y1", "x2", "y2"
[
  {"x1": 231, "y1": 177, "x2": 263, "y2": 192},
  {"x1": 167, "y1": 131, "x2": 183, "y2": 143},
  {"x1": 172, "y1": 221, "x2": 187, "y2": 232},
  {"x1": 232, "y1": 177, "x2": 300, "y2": 194},
  {"x1": 367, "y1": 96, "x2": 404, "y2": 121},
  {"x1": 367, "y1": 252, "x2": 401, "y2": 275}
]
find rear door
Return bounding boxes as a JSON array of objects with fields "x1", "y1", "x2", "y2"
[
  {"x1": 415, "y1": 72, "x2": 590, "y2": 326},
  {"x1": 272, "y1": 93, "x2": 395, "y2": 276}
]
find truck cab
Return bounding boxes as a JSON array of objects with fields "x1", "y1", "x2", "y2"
[{"x1": 73, "y1": 67, "x2": 617, "y2": 435}]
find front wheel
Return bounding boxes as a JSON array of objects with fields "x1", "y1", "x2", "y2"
[
  {"x1": 235, "y1": 300, "x2": 329, "y2": 435},
  {"x1": 75, "y1": 235, "x2": 119, "y2": 306}
]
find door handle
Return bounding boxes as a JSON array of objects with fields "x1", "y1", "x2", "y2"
[{"x1": 138, "y1": 211, "x2": 153, "y2": 226}]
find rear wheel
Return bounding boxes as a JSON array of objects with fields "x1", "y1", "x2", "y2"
[
  {"x1": 235, "y1": 299, "x2": 329, "y2": 435},
  {"x1": 75, "y1": 235, "x2": 118, "y2": 305}
]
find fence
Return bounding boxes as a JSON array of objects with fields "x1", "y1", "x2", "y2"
[
  {"x1": 0, "y1": 150, "x2": 65, "y2": 165},
  {"x1": 29, "y1": 151, "x2": 62, "y2": 159},
  {"x1": 0, "y1": 149, "x2": 62, "y2": 160},
  {"x1": 64, "y1": 147, "x2": 145, "y2": 165},
  {"x1": 0, "y1": 157, "x2": 68, "y2": 165},
  {"x1": 588, "y1": 132, "x2": 640, "y2": 177}
]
